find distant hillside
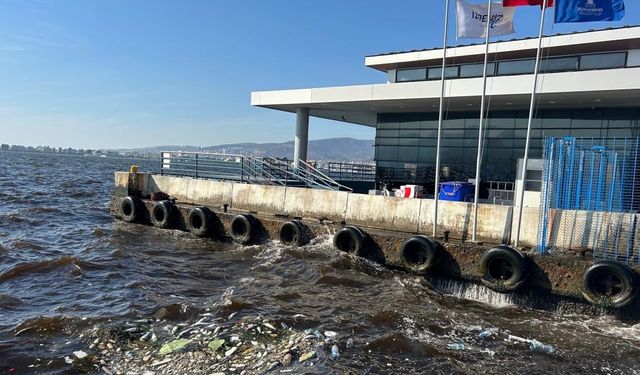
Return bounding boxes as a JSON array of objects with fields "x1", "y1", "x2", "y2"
[{"x1": 116, "y1": 138, "x2": 374, "y2": 161}]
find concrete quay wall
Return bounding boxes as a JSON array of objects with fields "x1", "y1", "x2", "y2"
[
  {"x1": 114, "y1": 172, "x2": 536, "y2": 247},
  {"x1": 110, "y1": 195, "x2": 639, "y2": 315},
  {"x1": 112, "y1": 172, "x2": 640, "y2": 315}
]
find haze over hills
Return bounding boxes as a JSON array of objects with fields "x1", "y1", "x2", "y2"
[{"x1": 116, "y1": 137, "x2": 374, "y2": 161}]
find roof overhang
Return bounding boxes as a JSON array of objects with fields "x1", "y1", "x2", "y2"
[
  {"x1": 365, "y1": 26, "x2": 640, "y2": 71},
  {"x1": 251, "y1": 67, "x2": 640, "y2": 127}
]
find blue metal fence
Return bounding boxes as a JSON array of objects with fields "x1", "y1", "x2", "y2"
[{"x1": 538, "y1": 137, "x2": 640, "y2": 265}]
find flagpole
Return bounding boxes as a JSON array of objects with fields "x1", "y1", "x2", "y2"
[
  {"x1": 514, "y1": 1, "x2": 548, "y2": 247},
  {"x1": 433, "y1": 0, "x2": 451, "y2": 237},
  {"x1": 471, "y1": 0, "x2": 493, "y2": 243}
]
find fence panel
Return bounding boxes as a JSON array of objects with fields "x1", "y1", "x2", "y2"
[{"x1": 537, "y1": 137, "x2": 640, "y2": 265}]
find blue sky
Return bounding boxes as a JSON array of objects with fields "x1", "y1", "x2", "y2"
[{"x1": 1, "y1": 0, "x2": 638, "y2": 149}]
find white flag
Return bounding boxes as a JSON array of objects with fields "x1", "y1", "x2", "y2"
[{"x1": 456, "y1": 0, "x2": 516, "y2": 39}]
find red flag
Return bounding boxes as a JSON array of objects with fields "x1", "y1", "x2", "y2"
[{"x1": 503, "y1": 0, "x2": 553, "y2": 6}]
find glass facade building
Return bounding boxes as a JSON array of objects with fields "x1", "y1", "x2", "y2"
[{"x1": 375, "y1": 108, "x2": 640, "y2": 187}]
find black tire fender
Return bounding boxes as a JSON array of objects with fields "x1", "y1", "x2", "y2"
[
  {"x1": 279, "y1": 220, "x2": 307, "y2": 247},
  {"x1": 150, "y1": 200, "x2": 176, "y2": 229},
  {"x1": 581, "y1": 260, "x2": 638, "y2": 309},
  {"x1": 120, "y1": 196, "x2": 142, "y2": 223},
  {"x1": 333, "y1": 226, "x2": 367, "y2": 256},
  {"x1": 479, "y1": 245, "x2": 528, "y2": 293},
  {"x1": 187, "y1": 207, "x2": 215, "y2": 237},
  {"x1": 400, "y1": 235, "x2": 439, "y2": 274},
  {"x1": 230, "y1": 214, "x2": 254, "y2": 245}
]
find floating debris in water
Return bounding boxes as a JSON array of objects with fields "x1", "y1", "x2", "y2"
[
  {"x1": 73, "y1": 350, "x2": 88, "y2": 359},
  {"x1": 299, "y1": 351, "x2": 316, "y2": 363},
  {"x1": 479, "y1": 327, "x2": 499, "y2": 339},
  {"x1": 530, "y1": 339, "x2": 555, "y2": 354},
  {"x1": 78, "y1": 311, "x2": 356, "y2": 374},
  {"x1": 346, "y1": 338, "x2": 354, "y2": 348},
  {"x1": 224, "y1": 346, "x2": 238, "y2": 357},
  {"x1": 282, "y1": 352, "x2": 292, "y2": 366},
  {"x1": 330, "y1": 344, "x2": 340, "y2": 360},
  {"x1": 324, "y1": 330, "x2": 338, "y2": 338},
  {"x1": 159, "y1": 339, "x2": 191, "y2": 355},
  {"x1": 207, "y1": 339, "x2": 225, "y2": 351}
]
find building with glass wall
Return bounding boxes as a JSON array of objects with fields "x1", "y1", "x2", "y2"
[{"x1": 252, "y1": 26, "x2": 640, "y2": 192}]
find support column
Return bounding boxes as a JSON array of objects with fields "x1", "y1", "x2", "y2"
[{"x1": 294, "y1": 108, "x2": 309, "y2": 169}]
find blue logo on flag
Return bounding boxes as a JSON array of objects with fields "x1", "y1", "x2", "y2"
[{"x1": 555, "y1": 0, "x2": 625, "y2": 23}]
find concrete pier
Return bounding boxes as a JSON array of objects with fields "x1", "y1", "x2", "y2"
[{"x1": 112, "y1": 172, "x2": 640, "y2": 314}]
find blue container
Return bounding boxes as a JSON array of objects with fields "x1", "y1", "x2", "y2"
[{"x1": 439, "y1": 181, "x2": 475, "y2": 202}]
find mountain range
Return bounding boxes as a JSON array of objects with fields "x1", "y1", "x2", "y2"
[{"x1": 116, "y1": 137, "x2": 374, "y2": 161}]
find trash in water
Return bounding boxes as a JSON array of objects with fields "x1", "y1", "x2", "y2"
[
  {"x1": 299, "y1": 351, "x2": 316, "y2": 363},
  {"x1": 529, "y1": 339, "x2": 555, "y2": 353},
  {"x1": 447, "y1": 343, "x2": 465, "y2": 350},
  {"x1": 140, "y1": 331, "x2": 152, "y2": 342},
  {"x1": 346, "y1": 338, "x2": 354, "y2": 348},
  {"x1": 507, "y1": 334, "x2": 531, "y2": 344},
  {"x1": 324, "y1": 331, "x2": 338, "y2": 338},
  {"x1": 282, "y1": 353, "x2": 292, "y2": 366},
  {"x1": 330, "y1": 344, "x2": 340, "y2": 360},
  {"x1": 482, "y1": 348, "x2": 496, "y2": 357},
  {"x1": 313, "y1": 331, "x2": 324, "y2": 340},
  {"x1": 479, "y1": 328, "x2": 499, "y2": 339},
  {"x1": 224, "y1": 346, "x2": 238, "y2": 357},
  {"x1": 159, "y1": 339, "x2": 191, "y2": 356},
  {"x1": 207, "y1": 339, "x2": 225, "y2": 351},
  {"x1": 73, "y1": 350, "x2": 88, "y2": 359},
  {"x1": 507, "y1": 335, "x2": 555, "y2": 353}
]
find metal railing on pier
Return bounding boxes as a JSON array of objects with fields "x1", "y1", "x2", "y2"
[
  {"x1": 159, "y1": 151, "x2": 352, "y2": 191},
  {"x1": 326, "y1": 162, "x2": 376, "y2": 182}
]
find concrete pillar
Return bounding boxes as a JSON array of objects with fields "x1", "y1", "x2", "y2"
[{"x1": 294, "y1": 108, "x2": 309, "y2": 169}]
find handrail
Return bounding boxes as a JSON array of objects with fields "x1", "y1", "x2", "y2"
[
  {"x1": 159, "y1": 151, "x2": 352, "y2": 191},
  {"x1": 298, "y1": 160, "x2": 353, "y2": 191}
]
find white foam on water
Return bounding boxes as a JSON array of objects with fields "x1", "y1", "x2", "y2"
[{"x1": 433, "y1": 278, "x2": 519, "y2": 308}]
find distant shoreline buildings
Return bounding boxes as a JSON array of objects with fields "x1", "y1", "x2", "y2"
[{"x1": 0, "y1": 144, "x2": 156, "y2": 159}]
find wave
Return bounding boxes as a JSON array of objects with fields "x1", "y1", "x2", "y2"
[
  {"x1": 0, "y1": 256, "x2": 105, "y2": 282},
  {"x1": 25, "y1": 206, "x2": 60, "y2": 214},
  {"x1": 10, "y1": 240, "x2": 44, "y2": 251},
  {"x1": 12, "y1": 315, "x2": 82, "y2": 336},
  {"x1": 0, "y1": 213, "x2": 28, "y2": 224},
  {"x1": 0, "y1": 294, "x2": 24, "y2": 310},
  {"x1": 70, "y1": 191, "x2": 94, "y2": 198}
]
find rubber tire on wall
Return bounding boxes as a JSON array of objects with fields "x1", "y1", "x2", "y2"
[
  {"x1": 187, "y1": 207, "x2": 214, "y2": 237},
  {"x1": 279, "y1": 220, "x2": 307, "y2": 247},
  {"x1": 581, "y1": 260, "x2": 638, "y2": 309},
  {"x1": 479, "y1": 245, "x2": 528, "y2": 293},
  {"x1": 151, "y1": 201, "x2": 176, "y2": 229},
  {"x1": 231, "y1": 214, "x2": 254, "y2": 245},
  {"x1": 333, "y1": 226, "x2": 366, "y2": 256},
  {"x1": 400, "y1": 235, "x2": 439, "y2": 274},
  {"x1": 121, "y1": 196, "x2": 142, "y2": 223}
]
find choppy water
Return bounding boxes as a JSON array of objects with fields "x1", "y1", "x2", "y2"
[{"x1": 1, "y1": 151, "x2": 640, "y2": 374}]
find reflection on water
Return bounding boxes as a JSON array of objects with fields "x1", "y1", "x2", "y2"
[{"x1": 0, "y1": 152, "x2": 639, "y2": 374}]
